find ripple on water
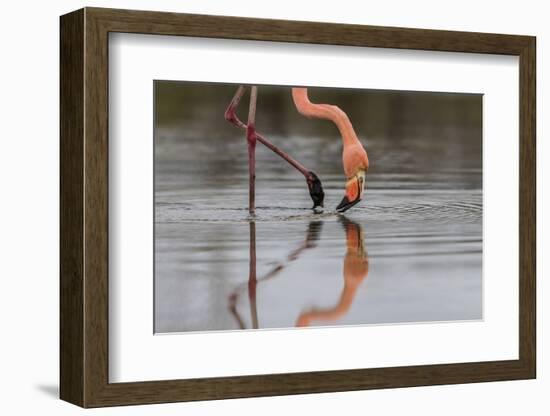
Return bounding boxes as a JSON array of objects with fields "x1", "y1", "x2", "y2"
[{"x1": 155, "y1": 190, "x2": 482, "y2": 225}]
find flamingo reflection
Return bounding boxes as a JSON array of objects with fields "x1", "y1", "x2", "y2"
[
  {"x1": 228, "y1": 221, "x2": 323, "y2": 329},
  {"x1": 228, "y1": 218, "x2": 368, "y2": 329},
  {"x1": 296, "y1": 218, "x2": 369, "y2": 327}
]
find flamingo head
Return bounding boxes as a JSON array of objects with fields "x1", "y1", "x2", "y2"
[
  {"x1": 306, "y1": 171, "x2": 325, "y2": 210},
  {"x1": 336, "y1": 169, "x2": 366, "y2": 212}
]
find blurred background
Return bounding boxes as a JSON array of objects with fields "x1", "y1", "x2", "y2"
[{"x1": 154, "y1": 81, "x2": 482, "y2": 333}]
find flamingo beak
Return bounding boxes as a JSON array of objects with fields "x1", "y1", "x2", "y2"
[
  {"x1": 336, "y1": 170, "x2": 366, "y2": 212},
  {"x1": 306, "y1": 171, "x2": 325, "y2": 210}
]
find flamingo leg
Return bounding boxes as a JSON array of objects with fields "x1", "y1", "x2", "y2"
[
  {"x1": 246, "y1": 86, "x2": 258, "y2": 214},
  {"x1": 224, "y1": 85, "x2": 248, "y2": 129},
  {"x1": 224, "y1": 86, "x2": 325, "y2": 209},
  {"x1": 225, "y1": 86, "x2": 310, "y2": 175}
]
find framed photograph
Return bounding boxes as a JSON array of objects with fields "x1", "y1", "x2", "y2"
[{"x1": 60, "y1": 7, "x2": 536, "y2": 407}]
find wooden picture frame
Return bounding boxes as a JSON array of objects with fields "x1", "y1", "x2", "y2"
[{"x1": 60, "y1": 7, "x2": 536, "y2": 408}]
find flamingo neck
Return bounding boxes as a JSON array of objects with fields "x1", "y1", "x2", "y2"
[{"x1": 292, "y1": 87, "x2": 359, "y2": 147}]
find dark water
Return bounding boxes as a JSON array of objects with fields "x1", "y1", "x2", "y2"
[{"x1": 154, "y1": 83, "x2": 482, "y2": 333}]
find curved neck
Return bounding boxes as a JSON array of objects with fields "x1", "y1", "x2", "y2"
[{"x1": 292, "y1": 87, "x2": 359, "y2": 147}]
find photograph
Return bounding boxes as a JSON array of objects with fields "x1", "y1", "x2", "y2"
[
  {"x1": 154, "y1": 82, "x2": 483, "y2": 333},
  {"x1": 53, "y1": 4, "x2": 538, "y2": 409}
]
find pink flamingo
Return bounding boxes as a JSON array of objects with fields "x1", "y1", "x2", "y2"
[{"x1": 224, "y1": 86, "x2": 369, "y2": 213}]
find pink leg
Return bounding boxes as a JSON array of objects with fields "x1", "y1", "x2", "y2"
[
  {"x1": 225, "y1": 86, "x2": 309, "y2": 176},
  {"x1": 247, "y1": 87, "x2": 258, "y2": 214},
  {"x1": 224, "y1": 86, "x2": 325, "y2": 209},
  {"x1": 224, "y1": 85, "x2": 248, "y2": 129}
]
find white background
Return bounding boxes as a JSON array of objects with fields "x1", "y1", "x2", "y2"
[
  {"x1": 0, "y1": 0, "x2": 546, "y2": 414},
  {"x1": 110, "y1": 34, "x2": 519, "y2": 382}
]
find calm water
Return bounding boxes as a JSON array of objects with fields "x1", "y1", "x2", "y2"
[{"x1": 154, "y1": 83, "x2": 482, "y2": 333}]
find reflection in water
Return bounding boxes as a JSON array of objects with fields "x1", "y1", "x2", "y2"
[
  {"x1": 229, "y1": 218, "x2": 368, "y2": 329},
  {"x1": 297, "y1": 218, "x2": 368, "y2": 327}
]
